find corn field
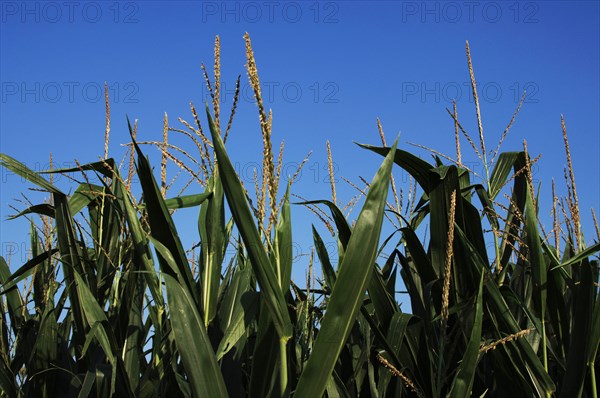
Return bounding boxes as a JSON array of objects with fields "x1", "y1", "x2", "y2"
[{"x1": 0, "y1": 35, "x2": 598, "y2": 398}]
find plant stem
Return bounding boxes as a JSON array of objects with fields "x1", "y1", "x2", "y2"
[
  {"x1": 590, "y1": 362, "x2": 597, "y2": 398},
  {"x1": 542, "y1": 318, "x2": 550, "y2": 398},
  {"x1": 492, "y1": 226, "x2": 502, "y2": 282},
  {"x1": 436, "y1": 328, "x2": 446, "y2": 395},
  {"x1": 280, "y1": 338, "x2": 289, "y2": 397}
]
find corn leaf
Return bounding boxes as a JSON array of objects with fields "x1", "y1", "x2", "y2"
[
  {"x1": 151, "y1": 238, "x2": 228, "y2": 397},
  {"x1": 206, "y1": 105, "x2": 292, "y2": 341},
  {"x1": 294, "y1": 138, "x2": 397, "y2": 397}
]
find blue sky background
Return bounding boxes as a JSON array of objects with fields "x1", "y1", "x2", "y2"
[{"x1": 1, "y1": 1, "x2": 599, "y2": 304}]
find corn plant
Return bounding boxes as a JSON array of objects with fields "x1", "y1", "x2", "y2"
[{"x1": 0, "y1": 35, "x2": 598, "y2": 398}]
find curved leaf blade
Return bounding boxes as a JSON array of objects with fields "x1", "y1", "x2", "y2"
[
  {"x1": 206, "y1": 105, "x2": 292, "y2": 341},
  {"x1": 295, "y1": 139, "x2": 397, "y2": 397}
]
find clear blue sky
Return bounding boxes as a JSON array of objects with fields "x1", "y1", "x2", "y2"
[{"x1": 1, "y1": 1, "x2": 599, "y2": 299}]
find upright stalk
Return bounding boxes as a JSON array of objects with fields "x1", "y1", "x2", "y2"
[
  {"x1": 542, "y1": 317, "x2": 550, "y2": 398},
  {"x1": 279, "y1": 338, "x2": 289, "y2": 397},
  {"x1": 590, "y1": 362, "x2": 597, "y2": 398}
]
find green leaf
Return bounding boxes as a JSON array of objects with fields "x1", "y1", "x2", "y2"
[
  {"x1": 139, "y1": 192, "x2": 211, "y2": 210},
  {"x1": 206, "y1": 105, "x2": 292, "y2": 341},
  {"x1": 357, "y1": 142, "x2": 433, "y2": 193},
  {"x1": 274, "y1": 183, "x2": 293, "y2": 290},
  {"x1": 199, "y1": 171, "x2": 225, "y2": 326},
  {"x1": 216, "y1": 262, "x2": 258, "y2": 360},
  {"x1": 0, "y1": 153, "x2": 62, "y2": 194},
  {"x1": 489, "y1": 152, "x2": 520, "y2": 200},
  {"x1": 455, "y1": 225, "x2": 556, "y2": 394},
  {"x1": 151, "y1": 238, "x2": 228, "y2": 398},
  {"x1": 550, "y1": 242, "x2": 600, "y2": 271},
  {"x1": 69, "y1": 183, "x2": 104, "y2": 215},
  {"x1": 294, "y1": 199, "x2": 351, "y2": 249},
  {"x1": 0, "y1": 249, "x2": 57, "y2": 297},
  {"x1": 7, "y1": 204, "x2": 55, "y2": 220},
  {"x1": 448, "y1": 272, "x2": 484, "y2": 398},
  {"x1": 294, "y1": 138, "x2": 397, "y2": 398},
  {"x1": 312, "y1": 225, "x2": 337, "y2": 291},
  {"x1": 559, "y1": 258, "x2": 596, "y2": 397},
  {"x1": 112, "y1": 156, "x2": 163, "y2": 308},
  {"x1": 130, "y1": 122, "x2": 199, "y2": 307},
  {"x1": 367, "y1": 265, "x2": 398, "y2": 332},
  {"x1": 73, "y1": 271, "x2": 118, "y2": 395},
  {"x1": 53, "y1": 193, "x2": 88, "y2": 353},
  {"x1": 523, "y1": 182, "x2": 547, "y2": 319}
]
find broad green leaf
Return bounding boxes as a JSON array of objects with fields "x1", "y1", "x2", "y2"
[
  {"x1": 151, "y1": 239, "x2": 228, "y2": 398},
  {"x1": 524, "y1": 182, "x2": 547, "y2": 319},
  {"x1": 559, "y1": 258, "x2": 596, "y2": 397},
  {"x1": 294, "y1": 199, "x2": 351, "y2": 248},
  {"x1": 489, "y1": 152, "x2": 520, "y2": 200},
  {"x1": 166, "y1": 271, "x2": 229, "y2": 397},
  {"x1": 199, "y1": 171, "x2": 225, "y2": 326},
  {"x1": 357, "y1": 143, "x2": 433, "y2": 193},
  {"x1": 206, "y1": 105, "x2": 292, "y2": 341},
  {"x1": 471, "y1": 183, "x2": 499, "y2": 230},
  {"x1": 30, "y1": 287, "x2": 58, "y2": 384},
  {"x1": 122, "y1": 269, "x2": 145, "y2": 393},
  {"x1": 0, "y1": 353, "x2": 16, "y2": 398},
  {"x1": 130, "y1": 121, "x2": 200, "y2": 307},
  {"x1": 312, "y1": 225, "x2": 337, "y2": 291},
  {"x1": 550, "y1": 242, "x2": 600, "y2": 271},
  {"x1": 69, "y1": 183, "x2": 104, "y2": 215},
  {"x1": 401, "y1": 226, "x2": 437, "y2": 283},
  {"x1": 294, "y1": 138, "x2": 397, "y2": 398},
  {"x1": 216, "y1": 262, "x2": 258, "y2": 360},
  {"x1": 138, "y1": 192, "x2": 211, "y2": 210},
  {"x1": 7, "y1": 203, "x2": 55, "y2": 220},
  {"x1": 0, "y1": 153, "x2": 62, "y2": 194},
  {"x1": 73, "y1": 271, "x2": 118, "y2": 395},
  {"x1": 368, "y1": 265, "x2": 398, "y2": 332},
  {"x1": 0, "y1": 249, "x2": 57, "y2": 297},
  {"x1": 39, "y1": 158, "x2": 116, "y2": 179},
  {"x1": 274, "y1": 183, "x2": 293, "y2": 290},
  {"x1": 0, "y1": 256, "x2": 27, "y2": 336},
  {"x1": 249, "y1": 304, "x2": 280, "y2": 398},
  {"x1": 587, "y1": 277, "x2": 600, "y2": 365},
  {"x1": 455, "y1": 225, "x2": 556, "y2": 394},
  {"x1": 296, "y1": 198, "x2": 350, "y2": 267},
  {"x1": 53, "y1": 193, "x2": 88, "y2": 353},
  {"x1": 448, "y1": 272, "x2": 484, "y2": 398},
  {"x1": 428, "y1": 166, "x2": 460, "y2": 278},
  {"x1": 112, "y1": 157, "x2": 163, "y2": 308}
]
